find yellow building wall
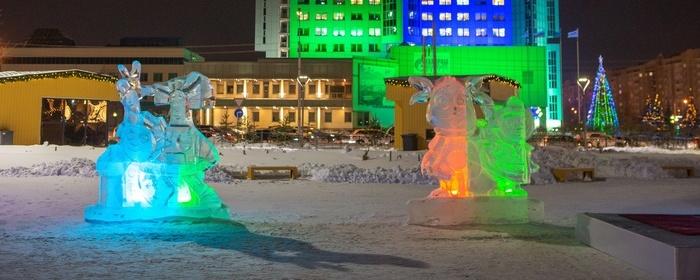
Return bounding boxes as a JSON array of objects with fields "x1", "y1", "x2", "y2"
[
  {"x1": 386, "y1": 84, "x2": 429, "y2": 150},
  {"x1": 0, "y1": 77, "x2": 118, "y2": 145}
]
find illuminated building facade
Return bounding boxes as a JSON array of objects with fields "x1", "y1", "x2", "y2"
[
  {"x1": 608, "y1": 49, "x2": 700, "y2": 131},
  {"x1": 264, "y1": 0, "x2": 565, "y2": 129},
  {"x1": 186, "y1": 59, "x2": 355, "y2": 130}
]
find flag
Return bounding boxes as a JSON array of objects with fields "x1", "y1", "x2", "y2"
[{"x1": 567, "y1": 29, "x2": 579, "y2": 38}]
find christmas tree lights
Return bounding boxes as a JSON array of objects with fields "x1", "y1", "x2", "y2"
[
  {"x1": 681, "y1": 96, "x2": 697, "y2": 129},
  {"x1": 641, "y1": 93, "x2": 666, "y2": 130},
  {"x1": 585, "y1": 55, "x2": 620, "y2": 134}
]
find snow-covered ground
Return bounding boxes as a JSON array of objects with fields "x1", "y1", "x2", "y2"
[{"x1": 1, "y1": 143, "x2": 700, "y2": 279}]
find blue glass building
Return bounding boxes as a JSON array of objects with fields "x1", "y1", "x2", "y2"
[{"x1": 404, "y1": 0, "x2": 513, "y2": 46}]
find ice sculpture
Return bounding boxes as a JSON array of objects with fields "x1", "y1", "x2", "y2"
[
  {"x1": 85, "y1": 61, "x2": 229, "y2": 222},
  {"x1": 409, "y1": 76, "x2": 536, "y2": 199}
]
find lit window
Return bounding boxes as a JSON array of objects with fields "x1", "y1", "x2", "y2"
[
  {"x1": 369, "y1": 28, "x2": 381, "y2": 36},
  {"x1": 407, "y1": 26, "x2": 416, "y2": 35},
  {"x1": 456, "y1": 0, "x2": 468, "y2": 4},
  {"x1": 492, "y1": 28, "x2": 505, "y2": 37},
  {"x1": 421, "y1": 12, "x2": 433, "y2": 21},
  {"x1": 475, "y1": 13, "x2": 486, "y2": 21},
  {"x1": 315, "y1": 27, "x2": 328, "y2": 36},
  {"x1": 297, "y1": 11, "x2": 309, "y2": 20},
  {"x1": 333, "y1": 29, "x2": 346, "y2": 36},
  {"x1": 408, "y1": 11, "x2": 416, "y2": 19},
  {"x1": 351, "y1": 0, "x2": 363, "y2": 4},
  {"x1": 351, "y1": 29, "x2": 364, "y2": 36},
  {"x1": 369, "y1": 0, "x2": 380, "y2": 4},
  {"x1": 421, "y1": 0, "x2": 434, "y2": 5},
  {"x1": 492, "y1": 0, "x2": 504, "y2": 6},
  {"x1": 457, "y1": 28, "x2": 469, "y2": 36},
  {"x1": 457, "y1": 12, "x2": 469, "y2": 21},
  {"x1": 315, "y1": 13, "x2": 328, "y2": 20},
  {"x1": 439, "y1": 28, "x2": 452, "y2": 36},
  {"x1": 333, "y1": 12, "x2": 345, "y2": 20},
  {"x1": 422, "y1": 28, "x2": 433, "y2": 36},
  {"x1": 439, "y1": 0, "x2": 451, "y2": 4},
  {"x1": 439, "y1": 12, "x2": 451, "y2": 21},
  {"x1": 476, "y1": 28, "x2": 486, "y2": 37}
]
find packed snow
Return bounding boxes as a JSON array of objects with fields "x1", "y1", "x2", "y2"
[{"x1": 1, "y1": 143, "x2": 700, "y2": 279}]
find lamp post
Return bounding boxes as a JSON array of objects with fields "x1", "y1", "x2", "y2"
[
  {"x1": 295, "y1": 8, "x2": 307, "y2": 148},
  {"x1": 297, "y1": 75, "x2": 309, "y2": 147},
  {"x1": 577, "y1": 77, "x2": 590, "y2": 144}
]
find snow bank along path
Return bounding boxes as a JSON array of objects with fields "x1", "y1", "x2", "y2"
[{"x1": 1, "y1": 145, "x2": 698, "y2": 186}]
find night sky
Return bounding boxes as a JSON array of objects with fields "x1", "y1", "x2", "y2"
[{"x1": 1, "y1": 0, "x2": 699, "y2": 81}]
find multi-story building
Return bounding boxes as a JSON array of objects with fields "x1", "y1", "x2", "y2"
[
  {"x1": 186, "y1": 59, "x2": 354, "y2": 131},
  {"x1": 255, "y1": 0, "x2": 563, "y2": 130},
  {"x1": 255, "y1": 0, "x2": 288, "y2": 58},
  {"x1": 608, "y1": 49, "x2": 700, "y2": 131}
]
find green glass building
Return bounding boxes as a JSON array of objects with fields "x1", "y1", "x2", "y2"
[
  {"x1": 257, "y1": 0, "x2": 562, "y2": 129},
  {"x1": 289, "y1": 0, "x2": 403, "y2": 59}
]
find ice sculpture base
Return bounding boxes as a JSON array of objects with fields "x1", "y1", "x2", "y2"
[
  {"x1": 407, "y1": 197, "x2": 543, "y2": 226},
  {"x1": 84, "y1": 204, "x2": 230, "y2": 223}
]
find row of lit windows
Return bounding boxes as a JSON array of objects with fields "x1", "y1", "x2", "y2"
[
  {"x1": 411, "y1": 27, "x2": 506, "y2": 37},
  {"x1": 297, "y1": 0, "x2": 381, "y2": 5},
  {"x1": 215, "y1": 82, "x2": 352, "y2": 97},
  {"x1": 256, "y1": 111, "x2": 352, "y2": 124},
  {"x1": 298, "y1": 12, "x2": 381, "y2": 21},
  {"x1": 297, "y1": 43, "x2": 382, "y2": 52},
  {"x1": 298, "y1": 27, "x2": 382, "y2": 36},
  {"x1": 412, "y1": 12, "x2": 504, "y2": 21},
  {"x1": 419, "y1": 0, "x2": 504, "y2": 5}
]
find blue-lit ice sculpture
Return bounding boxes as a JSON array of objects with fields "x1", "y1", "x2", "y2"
[{"x1": 84, "y1": 61, "x2": 229, "y2": 222}]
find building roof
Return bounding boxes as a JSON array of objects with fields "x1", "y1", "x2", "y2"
[{"x1": 0, "y1": 69, "x2": 117, "y2": 84}]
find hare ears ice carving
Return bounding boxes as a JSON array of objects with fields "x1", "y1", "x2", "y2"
[
  {"x1": 117, "y1": 60, "x2": 142, "y2": 81},
  {"x1": 408, "y1": 77, "x2": 433, "y2": 105},
  {"x1": 116, "y1": 61, "x2": 144, "y2": 98}
]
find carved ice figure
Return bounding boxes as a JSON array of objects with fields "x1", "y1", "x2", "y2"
[
  {"x1": 409, "y1": 76, "x2": 536, "y2": 198},
  {"x1": 409, "y1": 77, "x2": 475, "y2": 198},
  {"x1": 85, "y1": 61, "x2": 228, "y2": 222}
]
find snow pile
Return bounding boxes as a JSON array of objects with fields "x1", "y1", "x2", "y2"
[
  {"x1": 205, "y1": 165, "x2": 243, "y2": 183},
  {"x1": 530, "y1": 146, "x2": 672, "y2": 184},
  {"x1": 0, "y1": 158, "x2": 97, "y2": 177},
  {"x1": 604, "y1": 146, "x2": 700, "y2": 155},
  {"x1": 302, "y1": 163, "x2": 437, "y2": 185}
]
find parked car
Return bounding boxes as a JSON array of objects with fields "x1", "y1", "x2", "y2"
[
  {"x1": 196, "y1": 125, "x2": 217, "y2": 138},
  {"x1": 585, "y1": 133, "x2": 616, "y2": 148},
  {"x1": 343, "y1": 129, "x2": 391, "y2": 145}
]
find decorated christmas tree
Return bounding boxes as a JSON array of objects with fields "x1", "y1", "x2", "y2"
[
  {"x1": 681, "y1": 96, "x2": 697, "y2": 129},
  {"x1": 585, "y1": 55, "x2": 620, "y2": 134},
  {"x1": 641, "y1": 93, "x2": 666, "y2": 130}
]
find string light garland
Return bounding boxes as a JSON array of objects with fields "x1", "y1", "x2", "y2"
[
  {"x1": 681, "y1": 96, "x2": 697, "y2": 129},
  {"x1": 641, "y1": 93, "x2": 666, "y2": 130},
  {"x1": 585, "y1": 55, "x2": 620, "y2": 134},
  {"x1": 384, "y1": 74, "x2": 521, "y2": 89},
  {"x1": 0, "y1": 70, "x2": 117, "y2": 84}
]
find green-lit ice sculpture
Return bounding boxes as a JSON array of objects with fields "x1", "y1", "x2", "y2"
[
  {"x1": 84, "y1": 61, "x2": 229, "y2": 222},
  {"x1": 407, "y1": 76, "x2": 539, "y2": 225}
]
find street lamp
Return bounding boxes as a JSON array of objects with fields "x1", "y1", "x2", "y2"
[
  {"x1": 297, "y1": 75, "x2": 310, "y2": 146},
  {"x1": 576, "y1": 77, "x2": 590, "y2": 138}
]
